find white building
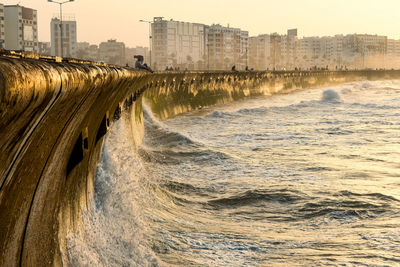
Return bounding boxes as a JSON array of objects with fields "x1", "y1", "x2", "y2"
[
  {"x1": 99, "y1": 39, "x2": 125, "y2": 66},
  {"x1": 152, "y1": 17, "x2": 205, "y2": 70},
  {"x1": 51, "y1": 16, "x2": 77, "y2": 58},
  {"x1": 324, "y1": 35, "x2": 344, "y2": 68},
  {"x1": 342, "y1": 34, "x2": 387, "y2": 69},
  {"x1": 298, "y1": 36, "x2": 323, "y2": 68},
  {"x1": 249, "y1": 34, "x2": 271, "y2": 70},
  {"x1": 387, "y1": 39, "x2": 400, "y2": 69},
  {"x1": 4, "y1": 4, "x2": 38, "y2": 52},
  {"x1": 280, "y1": 29, "x2": 298, "y2": 69},
  {"x1": 206, "y1": 24, "x2": 248, "y2": 70},
  {"x1": 249, "y1": 29, "x2": 296, "y2": 70}
]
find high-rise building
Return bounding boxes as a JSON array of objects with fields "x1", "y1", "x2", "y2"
[
  {"x1": 0, "y1": 4, "x2": 5, "y2": 49},
  {"x1": 4, "y1": 4, "x2": 38, "y2": 52},
  {"x1": 151, "y1": 17, "x2": 205, "y2": 70},
  {"x1": 281, "y1": 29, "x2": 298, "y2": 69},
  {"x1": 342, "y1": 34, "x2": 387, "y2": 69},
  {"x1": 99, "y1": 39, "x2": 125, "y2": 65},
  {"x1": 51, "y1": 16, "x2": 77, "y2": 58},
  {"x1": 386, "y1": 39, "x2": 400, "y2": 69},
  {"x1": 249, "y1": 30, "x2": 296, "y2": 70},
  {"x1": 205, "y1": 24, "x2": 248, "y2": 70},
  {"x1": 249, "y1": 34, "x2": 271, "y2": 70}
]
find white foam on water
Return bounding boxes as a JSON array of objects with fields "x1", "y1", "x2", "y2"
[
  {"x1": 341, "y1": 88, "x2": 351, "y2": 94},
  {"x1": 321, "y1": 89, "x2": 341, "y2": 102},
  {"x1": 65, "y1": 116, "x2": 161, "y2": 266},
  {"x1": 362, "y1": 82, "x2": 372, "y2": 88}
]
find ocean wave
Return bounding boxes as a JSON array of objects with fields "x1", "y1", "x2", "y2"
[
  {"x1": 237, "y1": 107, "x2": 268, "y2": 115},
  {"x1": 298, "y1": 201, "x2": 388, "y2": 220},
  {"x1": 362, "y1": 82, "x2": 372, "y2": 89},
  {"x1": 297, "y1": 191, "x2": 397, "y2": 221},
  {"x1": 321, "y1": 89, "x2": 341, "y2": 102},
  {"x1": 143, "y1": 107, "x2": 196, "y2": 148},
  {"x1": 207, "y1": 189, "x2": 305, "y2": 208},
  {"x1": 138, "y1": 147, "x2": 231, "y2": 165},
  {"x1": 334, "y1": 190, "x2": 400, "y2": 202},
  {"x1": 160, "y1": 180, "x2": 219, "y2": 198},
  {"x1": 205, "y1": 110, "x2": 227, "y2": 118},
  {"x1": 349, "y1": 102, "x2": 399, "y2": 110},
  {"x1": 65, "y1": 116, "x2": 161, "y2": 266},
  {"x1": 341, "y1": 88, "x2": 351, "y2": 94}
]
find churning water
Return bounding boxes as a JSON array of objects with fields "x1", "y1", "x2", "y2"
[{"x1": 66, "y1": 80, "x2": 400, "y2": 266}]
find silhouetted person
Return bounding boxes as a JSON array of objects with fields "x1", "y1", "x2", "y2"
[
  {"x1": 134, "y1": 55, "x2": 153, "y2": 73},
  {"x1": 231, "y1": 65, "x2": 238, "y2": 72}
]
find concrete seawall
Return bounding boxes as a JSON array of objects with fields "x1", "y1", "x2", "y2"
[{"x1": 0, "y1": 56, "x2": 399, "y2": 266}]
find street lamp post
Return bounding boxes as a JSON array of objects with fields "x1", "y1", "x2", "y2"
[
  {"x1": 246, "y1": 48, "x2": 248, "y2": 68},
  {"x1": 48, "y1": 0, "x2": 74, "y2": 58},
  {"x1": 139, "y1": 19, "x2": 152, "y2": 67},
  {"x1": 207, "y1": 43, "x2": 210, "y2": 71}
]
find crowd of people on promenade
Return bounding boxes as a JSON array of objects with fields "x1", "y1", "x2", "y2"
[{"x1": 131, "y1": 55, "x2": 356, "y2": 73}]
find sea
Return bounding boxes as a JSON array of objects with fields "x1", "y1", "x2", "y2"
[{"x1": 65, "y1": 80, "x2": 400, "y2": 266}]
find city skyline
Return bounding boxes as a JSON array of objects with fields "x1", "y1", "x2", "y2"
[{"x1": 1, "y1": 0, "x2": 400, "y2": 47}]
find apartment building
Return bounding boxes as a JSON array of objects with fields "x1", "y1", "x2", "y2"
[
  {"x1": 249, "y1": 34, "x2": 271, "y2": 70},
  {"x1": 387, "y1": 39, "x2": 400, "y2": 69},
  {"x1": 4, "y1": 4, "x2": 38, "y2": 52},
  {"x1": 99, "y1": 39, "x2": 125, "y2": 66},
  {"x1": 152, "y1": 17, "x2": 205, "y2": 70},
  {"x1": 342, "y1": 34, "x2": 387, "y2": 68},
  {"x1": 50, "y1": 16, "x2": 77, "y2": 58},
  {"x1": 249, "y1": 29, "x2": 296, "y2": 70},
  {"x1": 206, "y1": 24, "x2": 248, "y2": 70}
]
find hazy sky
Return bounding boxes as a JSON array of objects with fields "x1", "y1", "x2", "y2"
[{"x1": 3, "y1": 0, "x2": 400, "y2": 47}]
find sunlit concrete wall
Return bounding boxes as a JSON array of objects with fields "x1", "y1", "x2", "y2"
[{"x1": 0, "y1": 56, "x2": 399, "y2": 266}]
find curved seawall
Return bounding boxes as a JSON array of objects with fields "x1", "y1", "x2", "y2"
[{"x1": 0, "y1": 55, "x2": 399, "y2": 266}]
